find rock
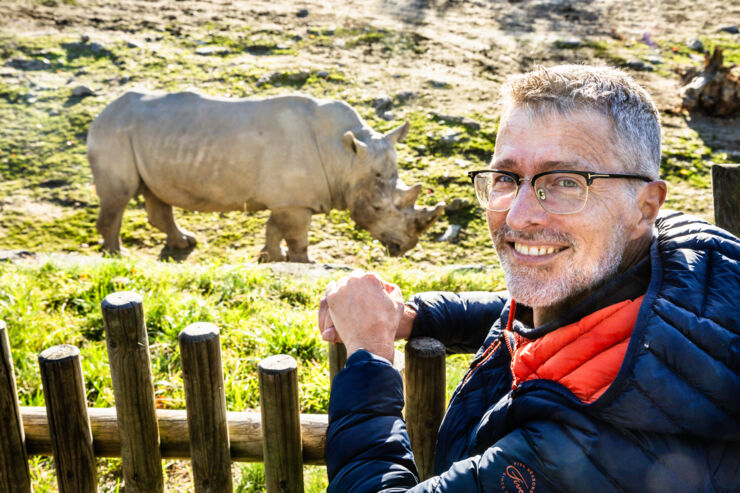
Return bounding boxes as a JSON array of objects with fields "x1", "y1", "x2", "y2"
[
  {"x1": 126, "y1": 39, "x2": 143, "y2": 49},
  {"x1": 438, "y1": 224, "x2": 461, "y2": 242},
  {"x1": 372, "y1": 95, "x2": 393, "y2": 113},
  {"x1": 415, "y1": 144, "x2": 427, "y2": 153},
  {"x1": 256, "y1": 74, "x2": 272, "y2": 86},
  {"x1": 554, "y1": 37, "x2": 583, "y2": 49},
  {"x1": 625, "y1": 59, "x2": 654, "y2": 71},
  {"x1": 325, "y1": 25, "x2": 336, "y2": 35},
  {"x1": 296, "y1": 8, "x2": 309, "y2": 18},
  {"x1": 256, "y1": 71, "x2": 310, "y2": 87},
  {"x1": 430, "y1": 112, "x2": 481, "y2": 130},
  {"x1": 440, "y1": 131, "x2": 464, "y2": 144},
  {"x1": 687, "y1": 38, "x2": 704, "y2": 51},
  {"x1": 646, "y1": 55, "x2": 663, "y2": 65},
  {"x1": 307, "y1": 27, "x2": 321, "y2": 36},
  {"x1": 719, "y1": 25, "x2": 739, "y2": 34},
  {"x1": 6, "y1": 58, "x2": 51, "y2": 71},
  {"x1": 454, "y1": 158, "x2": 471, "y2": 168},
  {"x1": 380, "y1": 111, "x2": 395, "y2": 121},
  {"x1": 333, "y1": 38, "x2": 346, "y2": 48},
  {"x1": 428, "y1": 79, "x2": 451, "y2": 89},
  {"x1": 80, "y1": 34, "x2": 90, "y2": 43},
  {"x1": 285, "y1": 71, "x2": 310, "y2": 82},
  {"x1": 395, "y1": 90, "x2": 417, "y2": 102},
  {"x1": 316, "y1": 70, "x2": 330, "y2": 78},
  {"x1": 195, "y1": 46, "x2": 230, "y2": 56},
  {"x1": 445, "y1": 198, "x2": 471, "y2": 213},
  {"x1": 88, "y1": 42, "x2": 104, "y2": 53},
  {"x1": 71, "y1": 85, "x2": 94, "y2": 97}
]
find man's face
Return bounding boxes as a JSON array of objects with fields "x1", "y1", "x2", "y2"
[{"x1": 488, "y1": 107, "x2": 642, "y2": 308}]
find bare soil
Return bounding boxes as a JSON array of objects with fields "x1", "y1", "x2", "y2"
[
  {"x1": 1, "y1": 0, "x2": 738, "y2": 265},
  {"x1": 4, "y1": 0, "x2": 738, "y2": 127}
]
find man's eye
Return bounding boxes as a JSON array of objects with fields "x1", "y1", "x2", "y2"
[
  {"x1": 555, "y1": 177, "x2": 579, "y2": 188},
  {"x1": 494, "y1": 174, "x2": 515, "y2": 184}
]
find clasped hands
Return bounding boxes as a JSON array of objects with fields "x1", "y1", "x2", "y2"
[{"x1": 318, "y1": 270, "x2": 415, "y2": 364}]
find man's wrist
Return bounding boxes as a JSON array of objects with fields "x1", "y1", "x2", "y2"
[
  {"x1": 345, "y1": 337, "x2": 396, "y2": 364},
  {"x1": 396, "y1": 305, "x2": 417, "y2": 341}
]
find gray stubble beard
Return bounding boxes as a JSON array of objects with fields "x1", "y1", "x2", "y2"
[{"x1": 491, "y1": 222, "x2": 627, "y2": 309}]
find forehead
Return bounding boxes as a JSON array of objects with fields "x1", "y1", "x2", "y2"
[{"x1": 492, "y1": 108, "x2": 618, "y2": 173}]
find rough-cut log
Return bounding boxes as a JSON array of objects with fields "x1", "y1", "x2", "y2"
[
  {"x1": 38, "y1": 345, "x2": 97, "y2": 493},
  {"x1": 712, "y1": 163, "x2": 740, "y2": 237},
  {"x1": 101, "y1": 291, "x2": 164, "y2": 493},
  {"x1": 328, "y1": 342, "x2": 347, "y2": 387},
  {"x1": 0, "y1": 320, "x2": 32, "y2": 493},
  {"x1": 404, "y1": 337, "x2": 446, "y2": 481},
  {"x1": 680, "y1": 47, "x2": 740, "y2": 117},
  {"x1": 259, "y1": 355, "x2": 304, "y2": 493},
  {"x1": 21, "y1": 407, "x2": 328, "y2": 464},
  {"x1": 179, "y1": 323, "x2": 233, "y2": 493}
]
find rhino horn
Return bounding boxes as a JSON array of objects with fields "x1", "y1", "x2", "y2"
[
  {"x1": 342, "y1": 130, "x2": 369, "y2": 160},
  {"x1": 385, "y1": 121, "x2": 410, "y2": 144},
  {"x1": 394, "y1": 183, "x2": 422, "y2": 210},
  {"x1": 412, "y1": 202, "x2": 445, "y2": 234}
]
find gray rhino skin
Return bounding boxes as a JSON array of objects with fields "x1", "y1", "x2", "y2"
[{"x1": 87, "y1": 91, "x2": 445, "y2": 261}]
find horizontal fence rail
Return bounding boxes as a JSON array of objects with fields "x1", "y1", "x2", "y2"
[
  {"x1": 0, "y1": 291, "x2": 447, "y2": 492},
  {"x1": 20, "y1": 407, "x2": 329, "y2": 463}
]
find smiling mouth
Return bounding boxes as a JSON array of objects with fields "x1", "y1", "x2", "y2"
[{"x1": 511, "y1": 242, "x2": 567, "y2": 257}]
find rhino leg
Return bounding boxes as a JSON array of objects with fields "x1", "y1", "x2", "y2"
[
  {"x1": 143, "y1": 188, "x2": 197, "y2": 249},
  {"x1": 97, "y1": 199, "x2": 128, "y2": 254},
  {"x1": 260, "y1": 207, "x2": 313, "y2": 263}
]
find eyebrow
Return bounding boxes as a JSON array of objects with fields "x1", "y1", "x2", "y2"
[{"x1": 490, "y1": 159, "x2": 590, "y2": 173}]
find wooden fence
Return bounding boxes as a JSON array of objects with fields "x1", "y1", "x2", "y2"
[{"x1": 0, "y1": 291, "x2": 447, "y2": 493}]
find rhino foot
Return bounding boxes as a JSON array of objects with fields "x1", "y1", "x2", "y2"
[
  {"x1": 287, "y1": 251, "x2": 313, "y2": 263},
  {"x1": 101, "y1": 245, "x2": 129, "y2": 257},
  {"x1": 166, "y1": 231, "x2": 197, "y2": 250},
  {"x1": 258, "y1": 247, "x2": 286, "y2": 263}
]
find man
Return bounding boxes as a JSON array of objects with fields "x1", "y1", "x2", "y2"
[{"x1": 319, "y1": 65, "x2": 740, "y2": 492}]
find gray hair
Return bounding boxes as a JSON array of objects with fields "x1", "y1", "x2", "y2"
[{"x1": 499, "y1": 65, "x2": 661, "y2": 180}]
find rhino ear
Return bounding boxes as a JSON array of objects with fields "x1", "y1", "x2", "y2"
[
  {"x1": 385, "y1": 121, "x2": 410, "y2": 144},
  {"x1": 342, "y1": 131, "x2": 369, "y2": 160}
]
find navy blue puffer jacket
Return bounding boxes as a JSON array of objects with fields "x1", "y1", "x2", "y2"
[{"x1": 326, "y1": 212, "x2": 740, "y2": 492}]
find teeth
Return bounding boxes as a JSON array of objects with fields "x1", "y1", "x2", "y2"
[{"x1": 514, "y1": 243, "x2": 558, "y2": 256}]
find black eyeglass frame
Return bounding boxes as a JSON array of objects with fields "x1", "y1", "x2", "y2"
[{"x1": 467, "y1": 169, "x2": 653, "y2": 214}]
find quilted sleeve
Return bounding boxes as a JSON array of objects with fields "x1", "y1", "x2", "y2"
[{"x1": 406, "y1": 291, "x2": 508, "y2": 353}]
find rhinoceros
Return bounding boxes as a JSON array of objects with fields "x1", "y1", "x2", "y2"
[{"x1": 87, "y1": 91, "x2": 445, "y2": 261}]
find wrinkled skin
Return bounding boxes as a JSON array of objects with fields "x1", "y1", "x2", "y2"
[
  {"x1": 342, "y1": 125, "x2": 445, "y2": 256},
  {"x1": 87, "y1": 91, "x2": 444, "y2": 261}
]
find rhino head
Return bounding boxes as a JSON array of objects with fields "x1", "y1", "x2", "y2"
[{"x1": 342, "y1": 121, "x2": 445, "y2": 256}]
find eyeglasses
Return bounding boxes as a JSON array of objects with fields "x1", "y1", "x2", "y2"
[{"x1": 468, "y1": 169, "x2": 652, "y2": 215}]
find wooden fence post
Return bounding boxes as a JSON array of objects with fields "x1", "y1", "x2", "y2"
[
  {"x1": 0, "y1": 320, "x2": 32, "y2": 493},
  {"x1": 328, "y1": 342, "x2": 347, "y2": 387},
  {"x1": 101, "y1": 291, "x2": 164, "y2": 493},
  {"x1": 179, "y1": 323, "x2": 233, "y2": 493},
  {"x1": 258, "y1": 355, "x2": 303, "y2": 493},
  {"x1": 38, "y1": 345, "x2": 97, "y2": 493},
  {"x1": 404, "y1": 337, "x2": 446, "y2": 481},
  {"x1": 712, "y1": 163, "x2": 740, "y2": 237}
]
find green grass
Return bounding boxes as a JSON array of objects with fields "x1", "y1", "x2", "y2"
[{"x1": 1, "y1": 258, "x2": 504, "y2": 491}]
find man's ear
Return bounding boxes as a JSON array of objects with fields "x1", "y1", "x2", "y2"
[
  {"x1": 631, "y1": 180, "x2": 667, "y2": 239},
  {"x1": 342, "y1": 131, "x2": 369, "y2": 160}
]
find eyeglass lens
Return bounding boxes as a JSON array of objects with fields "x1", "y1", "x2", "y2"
[{"x1": 474, "y1": 171, "x2": 589, "y2": 214}]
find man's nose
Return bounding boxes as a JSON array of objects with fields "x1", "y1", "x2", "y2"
[{"x1": 506, "y1": 182, "x2": 548, "y2": 230}]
